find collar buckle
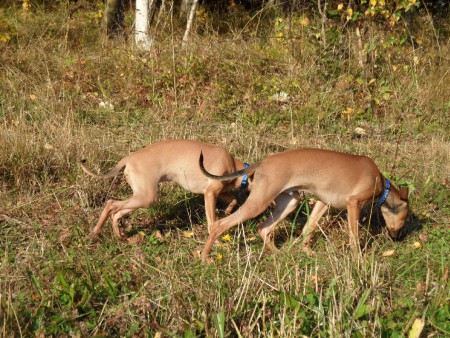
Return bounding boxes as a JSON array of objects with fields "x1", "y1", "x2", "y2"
[{"x1": 240, "y1": 163, "x2": 250, "y2": 189}]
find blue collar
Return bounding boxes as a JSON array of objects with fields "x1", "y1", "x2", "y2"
[
  {"x1": 240, "y1": 163, "x2": 250, "y2": 189},
  {"x1": 376, "y1": 178, "x2": 391, "y2": 207}
]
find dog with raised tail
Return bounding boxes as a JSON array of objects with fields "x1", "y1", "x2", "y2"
[
  {"x1": 79, "y1": 140, "x2": 250, "y2": 239},
  {"x1": 199, "y1": 148, "x2": 409, "y2": 262}
]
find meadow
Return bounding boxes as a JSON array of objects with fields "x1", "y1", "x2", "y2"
[{"x1": 0, "y1": 1, "x2": 449, "y2": 337}]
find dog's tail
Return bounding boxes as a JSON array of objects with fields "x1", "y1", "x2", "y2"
[
  {"x1": 78, "y1": 158, "x2": 127, "y2": 179},
  {"x1": 199, "y1": 151, "x2": 258, "y2": 181}
]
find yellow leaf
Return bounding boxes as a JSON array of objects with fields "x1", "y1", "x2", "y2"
[
  {"x1": 29, "y1": 94, "x2": 36, "y2": 101},
  {"x1": 408, "y1": 318, "x2": 425, "y2": 338},
  {"x1": 369, "y1": 78, "x2": 376, "y2": 85},
  {"x1": 337, "y1": 4, "x2": 344, "y2": 11},
  {"x1": 346, "y1": 8, "x2": 353, "y2": 20},
  {"x1": 392, "y1": 65, "x2": 398, "y2": 72},
  {"x1": 382, "y1": 249, "x2": 395, "y2": 257},
  {"x1": 182, "y1": 230, "x2": 194, "y2": 238},
  {"x1": 342, "y1": 107, "x2": 354, "y2": 115},
  {"x1": 300, "y1": 17, "x2": 309, "y2": 27},
  {"x1": 221, "y1": 234, "x2": 232, "y2": 242},
  {"x1": 413, "y1": 242, "x2": 421, "y2": 249},
  {"x1": 216, "y1": 253, "x2": 223, "y2": 261}
]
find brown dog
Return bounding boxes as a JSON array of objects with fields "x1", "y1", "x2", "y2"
[
  {"x1": 199, "y1": 148, "x2": 409, "y2": 262},
  {"x1": 79, "y1": 140, "x2": 249, "y2": 239}
]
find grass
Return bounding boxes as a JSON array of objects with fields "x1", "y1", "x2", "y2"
[{"x1": 1, "y1": 2, "x2": 449, "y2": 337}]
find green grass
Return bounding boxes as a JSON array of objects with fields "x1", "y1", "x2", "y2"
[{"x1": 1, "y1": 2, "x2": 449, "y2": 337}]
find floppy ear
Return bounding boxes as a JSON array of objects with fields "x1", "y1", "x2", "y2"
[{"x1": 399, "y1": 187, "x2": 409, "y2": 201}]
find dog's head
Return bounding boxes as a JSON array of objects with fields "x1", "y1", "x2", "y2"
[{"x1": 380, "y1": 187, "x2": 409, "y2": 239}]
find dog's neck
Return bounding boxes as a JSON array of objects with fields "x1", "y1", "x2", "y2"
[{"x1": 376, "y1": 177, "x2": 391, "y2": 207}]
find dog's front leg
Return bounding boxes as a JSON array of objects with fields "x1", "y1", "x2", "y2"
[
  {"x1": 204, "y1": 187, "x2": 221, "y2": 233},
  {"x1": 218, "y1": 192, "x2": 238, "y2": 216}
]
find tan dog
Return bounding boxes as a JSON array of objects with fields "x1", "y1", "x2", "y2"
[
  {"x1": 79, "y1": 140, "x2": 249, "y2": 239},
  {"x1": 199, "y1": 148, "x2": 409, "y2": 262}
]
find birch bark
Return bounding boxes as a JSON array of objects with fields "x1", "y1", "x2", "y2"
[{"x1": 135, "y1": 0, "x2": 153, "y2": 51}]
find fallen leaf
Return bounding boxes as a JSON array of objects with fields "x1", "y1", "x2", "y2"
[
  {"x1": 419, "y1": 232, "x2": 428, "y2": 242},
  {"x1": 127, "y1": 232, "x2": 145, "y2": 245},
  {"x1": 413, "y1": 242, "x2": 421, "y2": 249},
  {"x1": 442, "y1": 267, "x2": 448, "y2": 284},
  {"x1": 342, "y1": 107, "x2": 354, "y2": 115},
  {"x1": 29, "y1": 94, "x2": 36, "y2": 100},
  {"x1": 416, "y1": 280, "x2": 425, "y2": 294},
  {"x1": 154, "y1": 230, "x2": 163, "y2": 240},
  {"x1": 182, "y1": 230, "x2": 194, "y2": 238},
  {"x1": 310, "y1": 274, "x2": 322, "y2": 283},
  {"x1": 382, "y1": 249, "x2": 395, "y2": 257},
  {"x1": 408, "y1": 318, "x2": 424, "y2": 338}
]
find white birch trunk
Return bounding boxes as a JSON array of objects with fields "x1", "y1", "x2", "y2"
[
  {"x1": 182, "y1": 0, "x2": 198, "y2": 47},
  {"x1": 135, "y1": 0, "x2": 153, "y2": 51}
]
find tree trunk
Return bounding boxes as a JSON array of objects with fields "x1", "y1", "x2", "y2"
[
  {"x1": 135, "y1": 0, "x2": 153, "y2": 51},
  {"x1": 182, "y1": 0, "x2": 198, "y2": 47},
  {"x1": 102, "y1": 0, "x2": 125, "y2": 38}
]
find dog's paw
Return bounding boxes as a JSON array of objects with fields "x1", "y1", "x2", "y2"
[{"x1": 87, "y1": 232, "x2": 99, "y2": 241}]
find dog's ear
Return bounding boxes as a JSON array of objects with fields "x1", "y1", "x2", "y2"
[{"x1": 399, "y1": 187, "x2": 409, "y2": 201}]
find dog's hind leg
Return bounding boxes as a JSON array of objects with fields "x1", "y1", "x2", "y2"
[
  {"x1": 300, "y1": 200, "x2": 328, "y2": 252},
  {"x1": 89, "y1": 199, "x2": 117, "y2": 239},
  {"x1": 257, "y1": 192, "x2": 301, "y2": 252},
  {"x1": 201, "y1": 195, "x2": 272, "y2": 262},
  {"x1": 109, "y1": 192, "x2": 158, "y2": 238}
]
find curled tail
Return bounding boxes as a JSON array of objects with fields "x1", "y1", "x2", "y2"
[
  {"x1": 199, "y1": 151, "x2": 258, "y2": 181},
  {"x1": 78, "y1": 158, "x2": 127, "y2": 179}
]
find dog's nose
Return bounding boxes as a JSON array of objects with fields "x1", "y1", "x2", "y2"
[
  {"x1": 389, "y1": 227, "x2": 406, "y2": 241},
  {"x1": 389, "y1": 230, "x2": 400, "y2": 240}
]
